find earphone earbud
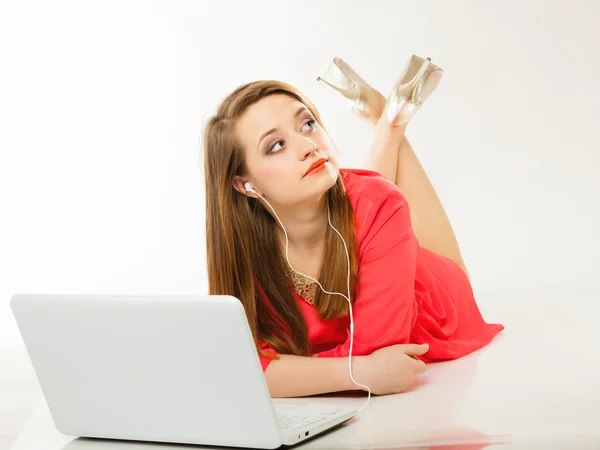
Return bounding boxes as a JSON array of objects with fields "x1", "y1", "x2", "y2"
[{"x1": 244, "y1": 182, "x2": 255, "y2": 193}]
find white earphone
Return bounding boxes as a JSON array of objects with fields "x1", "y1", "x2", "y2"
[{"x1": 242, "y1": 177, "x2": 371, "y2": 411}]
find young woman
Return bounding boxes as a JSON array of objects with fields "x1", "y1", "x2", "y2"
[{"x1": 202, "y1": 63, "x2": 503, "y2": 398}]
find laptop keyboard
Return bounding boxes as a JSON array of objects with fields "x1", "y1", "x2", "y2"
[
  {"x1": 276, "y1": 413, "x2": 328, "y2": 432},
  {"x1": 273, "y1": 404, "x2": 345, "y2": 432}
]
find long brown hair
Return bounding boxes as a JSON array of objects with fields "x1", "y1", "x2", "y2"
[{"x1": 202, "y1": 80, "x2": 359, "y2": 362}]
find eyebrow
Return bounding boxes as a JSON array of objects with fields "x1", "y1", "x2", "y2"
[{"x1": 256, "y1": 106, "x2": 309, "y2": 149}]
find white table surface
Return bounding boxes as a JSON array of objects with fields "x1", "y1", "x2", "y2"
[{"x1": 10, "y1": 283, "x2": 600, "y2": 449}]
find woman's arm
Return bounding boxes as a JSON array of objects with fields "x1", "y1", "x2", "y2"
[
  {"x1": 264, "y1": 344, "x2": 429, "y2": 397},
  {"x1": 264, "y1": 354, "x2": 356, "y2": 397}
]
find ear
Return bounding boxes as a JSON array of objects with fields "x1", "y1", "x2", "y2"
[
  {"x1": 232, "y1": 175, "x2": 245, "y2": 195},
  {"x1": 232, "y1": 175, "x2": 255, "y2": 197}
]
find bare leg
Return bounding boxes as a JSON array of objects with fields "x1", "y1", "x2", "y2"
[
  {"x1": 363, "y1": 113, "x2": 470, "y2": 280},
  {"x1": 394, "y1": 136, "x2": 470, "y2": 280},
  {"x1": 362, "y1": 91, "x2": 399, "y2": 183}
]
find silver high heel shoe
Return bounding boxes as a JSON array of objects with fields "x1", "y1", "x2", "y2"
[
  {"x1": 386, "y1": 55, "x2": 443, "y2": 126},
  {"x1": 316, "y1": 57, "x2": 382, "y2": 125}
]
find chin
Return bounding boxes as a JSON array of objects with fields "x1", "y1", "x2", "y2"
[
  {"x1": 312, "y1": 160, "x2": 338, "y2": 179},
  {"x1": 306, "y1": 164, "x2": 338, "y2": 197}
]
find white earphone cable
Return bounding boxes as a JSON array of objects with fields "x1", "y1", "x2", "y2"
[{"x1": 246, "y1": 184, "x2": 371, "y2": 413}]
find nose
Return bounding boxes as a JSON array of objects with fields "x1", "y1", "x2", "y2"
[{"x1": 297, "y1": 135, "x2": 318, "y2": 159}]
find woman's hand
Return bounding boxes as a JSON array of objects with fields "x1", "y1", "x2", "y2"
[{"x1": 353, "y1": 343, "x2": 428, "y2": 395}]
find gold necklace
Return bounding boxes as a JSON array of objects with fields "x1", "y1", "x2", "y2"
[{"x1": 278, "y1": 252, "x2": 317, "y2": 305}]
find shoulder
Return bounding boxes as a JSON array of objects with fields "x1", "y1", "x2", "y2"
[
  {"x1": 339, "y1": 168, "x2": 411, "y2": 246},
  {"x1": 340, "y1": 168, "x2": 397, "y2": 200},
  {"x1": 340, "y1": 167, "x2": 409, "y2": 214}
]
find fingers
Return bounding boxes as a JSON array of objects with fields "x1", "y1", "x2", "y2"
[
  {"x1": 402, "y1": 343, "x2": 429, "y2": 356},
  {"x1": 413, "y1": 358, "x2": 427, "y2": 374}
]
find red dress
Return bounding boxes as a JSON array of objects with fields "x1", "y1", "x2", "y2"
[{"x1": 258, "y1": 168, "x2": 504, "y2": 371}]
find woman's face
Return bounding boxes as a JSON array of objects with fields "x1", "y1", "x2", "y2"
[{"x1": 233, "y1": 94, "x2": 340, "y2": 206}]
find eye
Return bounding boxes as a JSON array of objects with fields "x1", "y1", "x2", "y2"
[
  {"x1": 267, "y1": 118, "x2": 317, "y2": 154},
  {"x1": 302, "y1": 118, "x2": 316, "y2": 131},
  {"x1": 268, "y1": 140, "x2": 284, "y2": 154}
]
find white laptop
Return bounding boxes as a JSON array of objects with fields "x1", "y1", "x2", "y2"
[{"x1": 11, "y1": 294, "x2": 359, "y2": 448}]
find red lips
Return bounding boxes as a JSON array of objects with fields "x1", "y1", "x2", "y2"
[{"x1": 304, "y1": 158, "x2": 328, "y2": 177}]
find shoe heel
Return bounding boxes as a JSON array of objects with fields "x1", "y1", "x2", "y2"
[
  {"x1": 317, "y1": 58, "x2": 381, "y2": 124},
  {"x1": 386, "y1": 55, "x2": 443, "y2": 126}
]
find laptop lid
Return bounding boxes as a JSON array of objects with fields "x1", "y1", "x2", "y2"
[{"x1": 11, "y1": 294, "x2": 284, "y2": 449}]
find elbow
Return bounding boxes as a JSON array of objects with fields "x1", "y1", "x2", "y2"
[{"x1": 263, "y1": 365, "x2": 286, "y2": 398}]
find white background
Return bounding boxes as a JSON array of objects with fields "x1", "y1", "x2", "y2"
[{"x1": 2, "y1": 1, "x2": 599, "y2": 357}]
